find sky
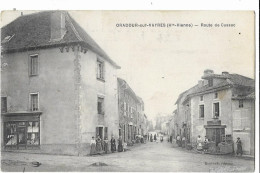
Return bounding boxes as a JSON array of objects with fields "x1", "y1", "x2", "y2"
[{"x1": 1, "y1": 11, "x2": 255, "y2": 122}]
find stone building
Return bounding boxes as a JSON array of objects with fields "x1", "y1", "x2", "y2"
[
  {"x1": 1, "y1": 11, "x2": 120, "y2": 155},
  {"x1": 117, "y1": 78, "x2": 146, "y2": 143},
  {"x1": 175, "y1": 69, "x2": 255, "y2": 155}
]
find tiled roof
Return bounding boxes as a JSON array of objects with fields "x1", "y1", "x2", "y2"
[
  {"x1": 117, "y1": 78, "x2": 140, "y2": 103},
  {"x1": 175, "y1": 72, "x2": 255, "y2": 105},
  {"x1": 232, "y1": 92, "x2": 255, "y2": 100},
  {"x1": 1, "y1": 11, "x2": 120, "y2": 68}
]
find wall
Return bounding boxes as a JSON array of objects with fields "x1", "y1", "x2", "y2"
[
  {"x1": 1, "y1": 48, "x2": 78, "y2": 155},
  {"x1": 78, "y1": 49, "x2": 119, "y2": 155},
  {"x1": 232, "y1": 99, "x2": 254, "y2": 155},
  {"x1": 190, "y1": 89, "x2": 233, "y2": 144}
]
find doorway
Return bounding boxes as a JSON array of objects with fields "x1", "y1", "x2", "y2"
[{"x1": 96, "y1": 127, "x2": 103, "y2": 139}]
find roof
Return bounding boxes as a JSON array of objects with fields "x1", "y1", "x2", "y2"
[
  {"x1": 117, "y1": 78, "x2": 141, "y2": 103},
  {"x1": 232, "y1": 92, "x2": 255, "y2": 100},
  {"x1": 1, "y1": 11, "x2": 120, "y2": 68},
  {"x1": 175, "y1": 72, "x2": 255, "y2": 105}
]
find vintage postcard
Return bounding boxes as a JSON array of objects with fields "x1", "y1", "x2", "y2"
[{"x1": 0, "y1": 10, "x2": 256, "y2": 172}]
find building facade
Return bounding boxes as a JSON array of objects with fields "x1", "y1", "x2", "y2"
[
  {"x1": 117, "y1": 78, "x2": 146, "y2": 143},
  {"x1": 175, "y1": 70, "x2": 255, "y2": 155},
  {"x1": 1, "y1": 11, "x2": 120, "y2": 155}
]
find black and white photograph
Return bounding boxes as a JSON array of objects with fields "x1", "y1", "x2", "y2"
[{"x1": 0, "y1": 2, "x2": 259, "y2": 172}]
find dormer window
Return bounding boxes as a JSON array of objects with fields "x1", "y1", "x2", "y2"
[
  {"x1": 208, "y1": 78, "x2": 213, "y2": 87},
  {"x1": 2, "y1": 34, "x2": 15, "y2": 43}
]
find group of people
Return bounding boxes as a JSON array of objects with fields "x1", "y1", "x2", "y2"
[
  {"x1": 176, "y1": 134, "x2": 186, "y2": 148},
  {"x1": 148, "y1": 133, "x2": 164, "y2": 143},
  {"x1": 196, "y1": 135, "x2": 209, "y2": 151},
  {"x1": 90, "y1": 136, "x2": 125, "y2": 155}
]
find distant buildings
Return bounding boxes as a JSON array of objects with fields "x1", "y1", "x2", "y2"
[
  {"x1": 1, "y1": 11, "x2": 148, "y2": 155},
  {"x1": 117, "y1": 78, "x2": 147, "y2": 143},
  {"x1": 173, "y1": 69, "x2": 255, "y2": 155}
]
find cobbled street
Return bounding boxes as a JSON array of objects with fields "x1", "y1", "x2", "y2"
[{"x1": 1, "y1": 139, "x2": 254, "y2": 172}]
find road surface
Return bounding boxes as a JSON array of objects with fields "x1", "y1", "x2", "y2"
[{"x1": 1, "y1": 140, "x2": 254, "y2": 172}]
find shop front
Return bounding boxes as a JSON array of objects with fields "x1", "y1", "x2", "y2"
[{"x1": 2, "y1": 112, "x2": 41, "y2": 150}]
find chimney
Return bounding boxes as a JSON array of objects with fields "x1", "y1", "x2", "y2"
[
  {"x1": 198, "y1": 80, "x2": 204, "y2": 87},
  {"x1": 222, "y1": 71, "x2": 229, "y2": 75},
  {"x1": 203, "y1": 69, "x2": 214, "y2": 76},
  {"x1": 50, "y1": 11, "x2": 66, "y2": 41}
]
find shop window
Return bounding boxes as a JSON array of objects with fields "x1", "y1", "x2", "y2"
[
  {"x1": 4, "y1": 122, "x2": 17, "y2": 146},
  {"x1": 30, "y1": 93, "x2": 39, "y2": 111},
  {"x1": 27, "y1": 122, "x2": 40, "y2": 145},
  {"x1": 1, "y1": 97, "x2": 7, "y2": 113}
]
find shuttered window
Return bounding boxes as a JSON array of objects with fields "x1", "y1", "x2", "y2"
[
  {"x1": 1, "y1": 97, "x2": 7, "y2": 113},
  {"x1": 30, "y1": 55, "x2": 38, "y2": 76}
]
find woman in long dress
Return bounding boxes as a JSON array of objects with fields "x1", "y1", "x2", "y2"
[
  {"x1": 196, "y1": 135, "x2": 203, "y2": 151},
  {"x1": 236, "y1": 137, "x2": 243, "y2": 156},
  {"x1": 111, "y1": 136, "x2": 116, "y2": 153},
  {"x1": 90, "y1": 136, "x2": 96, "y2": 155},
  {"x1": 118, "y1": 136, "x2": 123, "y2": 152},
  {"x1": 96, "y1": 136, "x2": 102, "y2": 154},
  {"x1": 104, "y1": 137, "x2": 109, "y2": 154}
]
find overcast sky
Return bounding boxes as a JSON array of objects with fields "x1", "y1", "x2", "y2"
[{"x1": 1, "y1": 11, "x2": 255, "y2": 121}]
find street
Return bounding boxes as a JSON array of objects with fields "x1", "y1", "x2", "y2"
[{"x1": 1, "y1": 139, "x2": 254, "y2": 172}]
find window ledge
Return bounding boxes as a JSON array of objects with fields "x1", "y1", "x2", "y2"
[{"x1": 97, "y1": 78, "x2": 105, "y2": 82}]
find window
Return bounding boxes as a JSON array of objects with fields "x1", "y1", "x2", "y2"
[
  {"x1": 4, "y1": 122, "x2": 17, "y2": 146},
  {"x1": 214, "y1": 92, "x2": 218, "y2": 99},
  {"x1": 27, "y1": 122, "x2": 40, "y2": 145},
  {"x1": 213, "y1": 102, "x2": 220, "y2": 118},
  {"x1": 4, "y1": 121, "x2": 40, "y2": 147},
  {"x1": 97, "y1": 60, "x2": 104, "y2": 80},
  {"x1": 239, "y1": 100, "x2": 243, "y2": 108},
  {"x1": 123, "y1": 102, "x2": 127, "y2": 116},
  {"x1": 200, "y1": 95, "x2": 203, "y2": 101},
  {"x1": 1, "y1": 97, "x2": 7, "y2": 113},
  {"x1": 97, "y1": 97, "x2": 104, "y2": 115},
  {"x1": 208, "y1": 78, "x2": 213, "y2": 87},
  {"x1": 199, "y1": 105, "x2": 204, "y2": 118},
  {"x1": 30, "y1": 54, "x2": 38, "y2": 76},
  {"x1": 30, "y1": 93, "x2": 39, "y2": 111}
]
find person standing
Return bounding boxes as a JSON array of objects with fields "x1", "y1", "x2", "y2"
[
  {"x1": 90, "y1": 136, "x2": 96, "y2": 155},
  {"x1": 170, "y1": 135, "x2": 173, "y2": 143},
  {"x1": 203, "y1": 136, "x2": 209, "y2": 152},
  {"x1": 96, "y1": 135, "x2": 102, "y2": 154},
  {"x1": 111, "y1": 136, "x2": 116, "y2": 153},
  {"x1": 154, "y1": 134, "x2": 157, "y2": 141},
  {"x1": 236, "y1": 137, "x2": 243, "y2": 156},
  {"x1": 181, "y1": 136, "x2": 186, "y2": 148},
  {"x1": 104, "y1": 137, "x2": 109, "y2": 154},
  {"x1": 176, "y1": 135, "x2": 181, "y2": 147},
  {"x1": 118, "y1": 136, "x2": 123, "y2": 152},
  {"x1": 196, "y1": 135, "x2": 203, "y2": 151},
  {"x1": 150, "y1": 134, "x2": 153, "y2": 142}
]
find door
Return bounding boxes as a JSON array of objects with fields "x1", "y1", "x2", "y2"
[
  {"x1": 17, "y1": 126, "x2": 26, "y2": 149},
  {"x1": 96, "y1": 127, "x2": 103, "y2": 139}
]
